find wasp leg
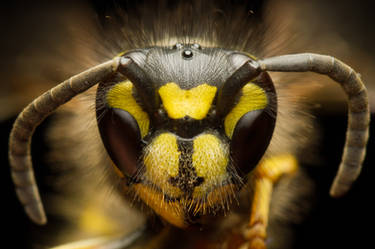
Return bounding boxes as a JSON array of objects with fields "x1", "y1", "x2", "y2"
[
  {"x1": 50, "y1": 224, "x2": 173, "y2": 249},
  {"x1": 50, "y1": 226, "x2": 145, "y2": 249},
  {"x1": 243, "y1": 155, "x2": 298, "y2": 249}
]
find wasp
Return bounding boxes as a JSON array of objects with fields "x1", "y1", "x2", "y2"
[{"x1": 7, "y1": 1, "x2": 370, "y2": 249}]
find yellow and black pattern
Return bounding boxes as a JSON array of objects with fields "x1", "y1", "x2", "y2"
[
  {"x1": 96, "y1": 45, "x2": 276, "y2": 227},
  {"x1": 106, "y1": 80, "x2": 150, "y2": 138},
  {"x1": 7, "y1": 1, "x2": 370, "y2": 249},
  {"x1": 158, "y1": 82, "x2": 217, "y2": 120},
  {"x1": 224, "y1": 82, "x2": 268, "y2": 138},
  {"x1": 137, "y1": 131, "x2": 233, "y2": 227}
]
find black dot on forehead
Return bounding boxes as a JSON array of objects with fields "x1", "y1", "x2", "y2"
[{"x1": 182, "y1": 49, "x2": 193, "y2": 59}]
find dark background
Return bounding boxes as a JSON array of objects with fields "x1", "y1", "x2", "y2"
[{"x1": 1, "y1": 1, "x2": 374, "y2": 248}]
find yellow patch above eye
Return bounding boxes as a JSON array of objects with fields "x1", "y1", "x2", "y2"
[
  {"x1": 224, "y1": 83, "x2": 267, "y2": 138},
  {"x1": 158, "y1": 83, "x2": 217, "y2": 120},
  {"x1": 106, "y1": 81, "x2": 150, "y2": 138}
]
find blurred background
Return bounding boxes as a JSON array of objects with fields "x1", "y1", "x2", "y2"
[{"x1": 1, "y1": 0, "x2": 374, "y2": 248}]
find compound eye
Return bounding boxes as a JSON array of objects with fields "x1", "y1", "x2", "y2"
[
  {"x1": 224, "y1": 72, "x2": 277, "y2": 176},
  {"x1": 98, "y1": 108, "x2": 142, "y2": 177},
  {"x1": 230, "y1": 109, "x2": 275, "y2": 176}
]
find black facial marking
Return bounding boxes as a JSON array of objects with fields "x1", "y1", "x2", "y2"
[
  {"x1": 169, "y1": 139, "x2": 204, "y2": 194},
  {"x1": 156, "y1": 117, "x2": 219, "y2": 139},
  {"x1": 135, "y1": 46, "x2": 237, "y2": 89}
]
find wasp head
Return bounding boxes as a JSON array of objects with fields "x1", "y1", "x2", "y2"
[{"x1": 96, "y1": 44, "x2": 277, "y2": 227}]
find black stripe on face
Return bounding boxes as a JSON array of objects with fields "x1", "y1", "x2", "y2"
[{"x1": 168, "y1": 139, "x2": 204, "y2": 195}]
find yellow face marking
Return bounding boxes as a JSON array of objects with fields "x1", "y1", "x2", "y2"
[
  {"x1": 158, "y1": 82, "x2": 217, "y2": 120},
  {"x1": 192, "y1": 134, "x2": 229, "y2": 198},
  {"x1": 106, "y1": 80, "x2": 150, "y2": 138},
  {"x1": 143, "y1": 133, "x2": 182, "y2": 197},
  {"x1": 224, "y1": 83, "x2": 267, "y2": 138},
  {"x1": 133, "y1": 184, "x2": 186, "y2": 228}
]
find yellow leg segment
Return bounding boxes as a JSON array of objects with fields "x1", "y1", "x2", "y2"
[{"x1": 244, "y1": 155, "x2": 298, "y2": 249}]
